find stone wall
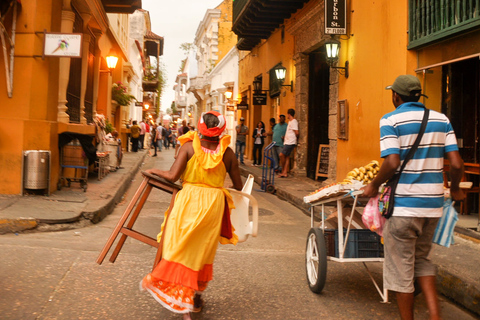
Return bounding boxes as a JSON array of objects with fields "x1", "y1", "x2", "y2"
[{"x1": 287, "y1": 0, "x2": 338, "y2": 181}]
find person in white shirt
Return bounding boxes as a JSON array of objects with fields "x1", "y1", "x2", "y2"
[{"x1": 278, "y1": 108, "x2": 298, "y2": 178}]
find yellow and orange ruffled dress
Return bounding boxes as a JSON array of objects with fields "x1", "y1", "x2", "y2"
[{"x1": 141, "y1": 131, "x2": 238, "y2": 314}]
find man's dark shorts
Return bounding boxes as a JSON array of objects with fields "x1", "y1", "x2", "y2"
[{"x1": 282, "y1": 144, "x2": 295, "y2": 156}]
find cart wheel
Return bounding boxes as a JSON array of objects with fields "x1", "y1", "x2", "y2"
[
  {"x1": 305, "y1": 228, "x2": 327, "y2": 293},
  {"x1": 266, "y1": 184, "x2": 275, "y2": 194}
]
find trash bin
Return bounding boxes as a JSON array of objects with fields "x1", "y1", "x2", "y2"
[
  {"x1": 23, "y1": 150, "x2": 50, "y2": 193},
  {"x1": 104, "y1": 141, "x2": 119, "y2": 170}
]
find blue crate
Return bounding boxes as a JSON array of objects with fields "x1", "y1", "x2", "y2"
[{"x1": 334, "y1": 229, "x2": 384, "y2": 258}]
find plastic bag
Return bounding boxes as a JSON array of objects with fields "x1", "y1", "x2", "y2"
[
  {"x1": 432, "y1": 198, "x2": 458, "y2": 248},
  {"x1": 362, "y1": 195, "x2": 387, "y2": 236}
]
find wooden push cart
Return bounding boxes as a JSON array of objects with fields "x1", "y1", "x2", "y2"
[{"x1": 305, "y1": 189, "x2": 389, "y2": 303}]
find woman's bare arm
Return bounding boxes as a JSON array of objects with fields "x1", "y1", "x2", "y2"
[
  {"x1": 223, "y1": 148, "x2": 243, "y2": 190},
  {"x1": 145, "y1": 142, "x2": 193, "y2": 182}
]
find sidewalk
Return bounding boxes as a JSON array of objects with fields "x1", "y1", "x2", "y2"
[
  {"x1": 238, "y1": 159, "x2": 480, "y2": 317},
  {"x1": 0, "y1": 149, "x2": 148, "y2": 234},
  {"x1": 0, "y1": 152, "x2": 479, "y2": 316}
]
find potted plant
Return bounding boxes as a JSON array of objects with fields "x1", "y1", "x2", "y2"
[{"x1": 112, "y1": 81, "x2": 136, "y2": 106}]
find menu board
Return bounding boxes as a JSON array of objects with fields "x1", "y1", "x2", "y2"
[{"x1": 316, "y1": 144, "x2": 329, "y2": 179}]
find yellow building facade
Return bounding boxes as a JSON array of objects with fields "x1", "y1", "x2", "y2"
[
  {"x1": 235, "y1": 0, "x2": 480, "y2": 184},
  {"x1": 0, "y1": 0, "x2": 139, "y2": 194}
]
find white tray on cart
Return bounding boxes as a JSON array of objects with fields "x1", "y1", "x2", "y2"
[{"x1": 305, "y1": 189, "x2": 388, "y2": 303}]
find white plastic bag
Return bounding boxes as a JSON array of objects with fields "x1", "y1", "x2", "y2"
[
  {"x1": 362, "y1": 195, "x2": 386, "y2": 236},
  {"x1": 433, "y1": 198, "x2": 458, "y2": 248}
]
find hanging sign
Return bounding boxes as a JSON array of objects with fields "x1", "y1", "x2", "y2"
[
  {"x1": 237, "y1": 102, "x2": 249, "y2": 110},
  {"x1": 325, "y1": 0, "x2": 347, "y2": 35},
  {"x1": 44, "y1": 33, "x2": 83, "y2": 58},
  {"x1": 253, "y1": 93, "x2": 267, "y2": 105}
]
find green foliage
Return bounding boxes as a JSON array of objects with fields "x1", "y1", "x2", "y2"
[
  {"x1": 112, "y1": 82, "x2": 136, "y2": 106},
  {"x1": 179, "y1": 42, "x2": 194, "y2": 54},
  {"x1": 105, "y1": 119, "x2": 115, "y2": 134}
]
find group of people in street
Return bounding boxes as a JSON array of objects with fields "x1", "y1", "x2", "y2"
[
  {"x1": 129, "y1": 75, "x2": 465, "y2": 320},
  {"x1": 235, "y1": 108, "x2": 298, "y2": 178}
]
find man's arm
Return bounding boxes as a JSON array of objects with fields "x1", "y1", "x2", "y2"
[
  {"x1": 446, "y1": 150, "x2": 466, "y2": 201},
  {"x1": 362, "y1": 153, "x2": 400, "y2": 197}
]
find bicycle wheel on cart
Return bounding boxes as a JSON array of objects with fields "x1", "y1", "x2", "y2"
[{"x1": 305, "y1": 228, "x2": 327, "y2": 293}]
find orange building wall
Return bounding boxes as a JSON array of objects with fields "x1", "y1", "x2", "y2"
[
  {"x1": 335, "y1": 1, "x2": 418, "y2": 180},
  {"x1": 216, "y1": 0, "x2": 237, "y2": 63},
  {"x1": 238, "y1": 29, "x2": 296, "y2": 159},
  {"x1": 0, "y1": 0, "x2": 61, "y2": 194}
]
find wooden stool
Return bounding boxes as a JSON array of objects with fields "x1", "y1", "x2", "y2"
[{"x1": 96, "y1": 171, "x2": 182, "y2": 269}]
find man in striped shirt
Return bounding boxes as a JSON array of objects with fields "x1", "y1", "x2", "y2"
[{"x1": 363, "y1": 75, "x2": 465, "y2": 320}]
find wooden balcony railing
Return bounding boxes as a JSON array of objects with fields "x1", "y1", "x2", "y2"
[
  {"x1": 409, "y1": 0, "x2": 480, "y2": 49},
  {"x1": 233, "y1": 0, "x2": 249, "y2": 23}
]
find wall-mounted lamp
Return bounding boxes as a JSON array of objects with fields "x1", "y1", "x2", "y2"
[
  {"x1": 224, "y1": 91, "x2": 233, "y2": 100},
  {"x1": 144, "y1": 103, "x2": 150, "y2": 110},
  {"x1": 101, "y1": 49, "x2": 119, "y2": 73},
  {"x1": 325, "y1": 38, "x2": 349, "y2": 78},
  {"x1": 274, "y1": 66, "x2": 293, "y2": 92},
  {"x1": 252, "y1": 79, "x2": 263, "y2": 93}
]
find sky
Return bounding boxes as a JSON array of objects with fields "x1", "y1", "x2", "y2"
[{"x1": 142, "y1": 0, "x2": 223, "y2": 111}]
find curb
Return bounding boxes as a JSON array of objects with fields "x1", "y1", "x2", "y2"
[
  {"x1": 0, "y1": 218, "x2": 37, "y2": 235},
  {"x1": 0, "y1": 151, "x2": 148, "y2": 234},
  {"x1": 437, "y1": 267, "x2": 480, "y2": 316},
  {"x1": 81, "y1": 151, "x2": 148, "y2": 224}
]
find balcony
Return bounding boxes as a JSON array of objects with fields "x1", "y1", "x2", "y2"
[
  {"x1": 102, "y1": 0, "x2": 142, "y2": 14},
  {"x1": 143, "y1": 72, "x2": 158, "y2": 92},
  {"x1": 233, "y1": 0, "x2": 309, "y2": 50},
  {"x1": 409, "y1": 0, "x2": 480, "y2": 49}
]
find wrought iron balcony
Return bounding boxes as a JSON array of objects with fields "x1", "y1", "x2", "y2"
[
  {"x1": 233, "y1": 0, "x2": 309, "y2": 50},
  {"x1": 409, "y1": 0, "x2": 480, "y2": 49}
]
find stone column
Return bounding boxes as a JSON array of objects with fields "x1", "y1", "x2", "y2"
[
  {"x1": 57, "y1": 9, "x2": 75, "y2": 123},
  {"x1": 92, "y1": 30, "x2": 102, "y2": 119},
  {"x1": 79, "y1": 13, "x2": 92, "y2": 124},
  {"x1": 293, "y1": 52, "x2": 309, "y2": 172}
]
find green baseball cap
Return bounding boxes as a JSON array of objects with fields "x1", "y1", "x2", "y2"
[{"x1": 385, "y1": 75, "x2": 428, "y2": 98}]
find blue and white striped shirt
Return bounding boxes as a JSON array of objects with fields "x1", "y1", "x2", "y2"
[{"x1": 380, "y1": 102, "x2": 458, "y2": 218}]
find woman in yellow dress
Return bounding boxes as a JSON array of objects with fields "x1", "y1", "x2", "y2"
[{"x1": 141, "y1": 111, "x2": 243, "y2": 320}]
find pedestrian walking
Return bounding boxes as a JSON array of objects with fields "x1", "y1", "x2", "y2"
[
  {"x1": 150, "y1": 124, "x2": 158, "y2": 157},
  {"x1": 156, "y1": 124, "x2": 163, "y2": 153},
  {"x1": 141, "y1": 111, "x2": 243, "y2": 320},
  {"x1": 363, "y1": 74, "x2": 465, "y2": 320},
  {"x1": 130, "y1": 121, "x2": 140, "y2": 153},
  {"x1": 139, "y1": 120, "x2": 146, "y2": 150},
  {"x1": 272, "y1": 114, "x2": 287, "y2": 172},
  {"x1": 278, "y1": 109, "x2": 298, "y2": 178},
  {"x1": 235, "y1": 117, "x2": 248, "y2": 165},
  {"x1": 252, "y1": 121, "x2": 266, "y2": 166}
]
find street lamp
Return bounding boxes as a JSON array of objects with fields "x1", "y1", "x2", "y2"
[
  {"x1": 324, "y1": 38, "x2": 349, "y2": 78},
  {"x1": 144, "y1": 104, "x2": 150, "y2": 110},
  {"x1": 252, "y1": 79, "x2": 262, "y2": 93},
  {"x1": 106, "y1": 49, "x2": 118, "y2": 71},
  {"x1": 273, "y1": 66, "x2": 293, "y2": 92},
  {"x1": 101, "y1": 49, "x2": 119, "y2": 73},
  {"x1": 224, "y1": 91, "x2": 233, "y2": 100}
]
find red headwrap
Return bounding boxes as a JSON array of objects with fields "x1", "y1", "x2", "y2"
[{"x1": 198, "y1": 111, "x2": 227, "y2": 137}]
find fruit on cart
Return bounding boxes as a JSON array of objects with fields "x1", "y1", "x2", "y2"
[
  {"x1": 307, "y1": 183, "x2": 338, "y2": 196},
  {"x1": 342, "y1": 160, "x2": 380, "y2": 185}
]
